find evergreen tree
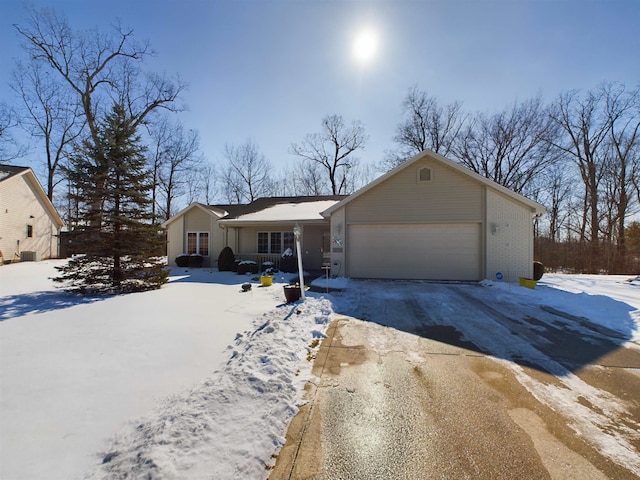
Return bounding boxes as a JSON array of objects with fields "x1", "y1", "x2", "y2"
[{"x1": 55, "y1": 104, "x2": 168, "y2": 293}]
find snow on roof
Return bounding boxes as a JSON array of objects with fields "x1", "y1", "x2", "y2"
[
  {"x1": 223, "y1": 200, "x2": 339, "y2": 223},
  {"x1": 0, "y1": 165, "x2": 29, "y2": 182}
]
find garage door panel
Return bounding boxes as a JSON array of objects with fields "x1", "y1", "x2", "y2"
[{"x1": 347, "y1": 224, "x2": 481, "y2": 280}]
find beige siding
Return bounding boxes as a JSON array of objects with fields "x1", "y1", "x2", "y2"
[
  {"x1": 165, "y1": 207, "x2": 225, "y2": 267},
  {"x1": 184, "y1": 209, "x2": 213, "y2": 231},
  {"x1": 237, "y1": 226, "x2": 259, "y2": 253},
  {"x1": 485, "y1": 188, "x2": 534, "y2": 281},
  {"x1": 346, "y1": 158, "x2": 482, "y2": 224},
  {"x1": 0, "y1": 175, "x2": 59, "y2": 262},
  {"x1": 165, "y1": 217, "x2": 184, "y2": 266}
]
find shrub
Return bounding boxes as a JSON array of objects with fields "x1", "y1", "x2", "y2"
[
  {"x1": 175, "y1": 254, "x2": 189, "y2": 267},
  {"x1": 280, "y1": 255, "x2": 297, "y2": 273},
  {"x1": 533, "y1": 261, "x2": 544, "y2": 281},
  {"x1": 189, "y1": 254, "x2": 204, "y2": 268},
  {"x1": 217, "y1": 247, "x2": 235, "y2": 271},
  {"x1": 237, "y1": 260, "x2": 258, "y2": 275}
]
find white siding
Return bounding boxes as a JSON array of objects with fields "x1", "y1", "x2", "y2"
[{"x1": 485, "y1": 188, "x2": 534, "y2": 281}]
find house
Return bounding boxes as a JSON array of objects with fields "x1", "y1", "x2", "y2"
[
  {"x1": 163, "y1": 150, "x2": 545, "y2": 281},
  {"x1": 0, "y1": 165, "x2": 64, "y2": 263}
]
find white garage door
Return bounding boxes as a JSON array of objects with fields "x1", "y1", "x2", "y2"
[{"x1": 347, "y1": 224, "x2": 481, "y2": 280}]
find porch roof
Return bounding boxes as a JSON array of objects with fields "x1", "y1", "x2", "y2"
[{"x1": 218, "y1": 199, "x2": 339, "y2": 226}]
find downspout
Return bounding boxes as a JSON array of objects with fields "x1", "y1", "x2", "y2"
[
  {"x1": 182, "y1": 214, "x2": 187, "y2": 253},
  {"x1": 481, "y1": 185, "x2": 487, "y2": 279}
]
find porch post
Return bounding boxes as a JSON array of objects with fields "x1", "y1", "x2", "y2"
[{"x1": 293, "y1": 224, "x2": 305, "y2": 300}]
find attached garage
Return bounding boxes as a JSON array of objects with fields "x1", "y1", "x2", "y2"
[
  {"x1": 322, "y1": 150, "x2": 546, "y2": 282},
  {"x1": 347, "y1": 223, "x2": 481, "y2": 280}
]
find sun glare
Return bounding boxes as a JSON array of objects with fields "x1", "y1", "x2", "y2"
[{"x1": 353, "y1": 29, "x2": 378, "y2": 64}]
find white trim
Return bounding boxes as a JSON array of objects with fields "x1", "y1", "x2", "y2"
[{"x1": 186, "y1": 231, "x2": 210, "y2": 256}]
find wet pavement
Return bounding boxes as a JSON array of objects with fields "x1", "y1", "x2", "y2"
[{"x1": 269, "y1": 281, "x2": 640, "y2": 480}]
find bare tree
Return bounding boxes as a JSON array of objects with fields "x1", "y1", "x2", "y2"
[
  {"x1": 0, "y1": 102, "x2": 27, "y2": 163},
  {"x1": 221, "y1": 139, "x2": 274, "y2": 203},
  {"x1": 291, "y1": 160, "x2": 329, "y2": 196},
  {"x1": 454, "y1": 97, "x2": 560, "y2": 195},
  {"x1": 14, "y1": 6, "x2": 186, "y2": 149},
  {"x1": 540, "y1": 161, "x2": 575, "y2": 243},
  {"x1": 290, "y1": 114, "x2": 367, "y2": 195},
  {"x1": 601, "y1": 82, "x2": 640, "y2": 272},
  {"x1": 14, "y1": 5, "x2": 186, "y2": 220},
  {"x1": 146, "y1": 115, "x2": 172, "y2": 222},
  {"x1": 11, "y1": 60, "x2": 83, "y2": 199},
  {"x1": 200, "y1": 161, "x2": 217, "y2": 205},
  {"x1": 152, "y1": 122, "x2": 202, "y2": 221},
  {"x1": 385, "y1": 86, "x2": 466, "y2": 170},
  {"x1": 549, "y1": 88, "x2": 612, "y2": 272}
]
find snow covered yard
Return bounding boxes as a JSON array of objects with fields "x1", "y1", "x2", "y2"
[
  {"x1": 1, "y1": 260, "x2": 331, "y2": 480},
  {"x1": 1, "y1": 260, "x2": 639, "y2": 479}
]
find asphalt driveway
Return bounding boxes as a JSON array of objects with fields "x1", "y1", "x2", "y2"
[{"x1": 270, "y1": 281, "x2": 640, "y2": 479}]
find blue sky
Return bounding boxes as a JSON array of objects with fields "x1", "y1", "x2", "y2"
[{"x1": 1, "y1": 0, "x2": 639, "y2": 175}]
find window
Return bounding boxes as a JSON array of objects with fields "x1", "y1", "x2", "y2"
[
  {"x1": 27, "y1": 225, "x2": 33, "y2": 238},
  {"x1": 418, "y1": 167, "x2": 432, "y2": 182},
  {"x1": 257, "y1": 231, "x2": 296, "y2": 254},
  {"x1": 270, "y1": 232, "x2": 281, "y2": 254},
  {"x1": 186, "y1": 231, "x2": 209, "y2": 255},
  {"x1": 257, "y1": 232, "x2": 269, "y2": 254}
]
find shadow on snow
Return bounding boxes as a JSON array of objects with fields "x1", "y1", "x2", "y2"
[{"x1": 0, "y1": 290, "x2": 107, "y2": 321}]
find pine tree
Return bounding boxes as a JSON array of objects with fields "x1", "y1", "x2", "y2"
[{"x1": 55, "y1": 104, "x2": 168, "y2": 293}]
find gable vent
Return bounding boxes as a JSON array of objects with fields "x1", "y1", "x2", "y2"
[{"x1": 418, "y1": 167, "x2": 432, "y2": 182}]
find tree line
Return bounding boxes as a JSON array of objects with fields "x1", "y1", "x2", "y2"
[{"x1": 1, "y1": 6, "x2": 639, "y2": 276}]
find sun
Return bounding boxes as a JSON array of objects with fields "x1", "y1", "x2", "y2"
[{"x1": 353, "y1": 28, "x2": 378, "y2": 64}]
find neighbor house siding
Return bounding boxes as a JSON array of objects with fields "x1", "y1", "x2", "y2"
[
  {"x1": 485, "y1": 188, "x2": 534, "y2": 281},
  {"x1": 346, "y1": 159, "x2": 483, "y2": 224},
  {"x1": 0, "y1": 174, "x2": 59, "y2": 261}
]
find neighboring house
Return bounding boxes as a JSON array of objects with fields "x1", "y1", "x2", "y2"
[
  {"x1": 0, "y1": 165, "x2": 64, "y2": 263},
  {"x1": 163, "y1": 150, "x2": 545, "y2": 281}
]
